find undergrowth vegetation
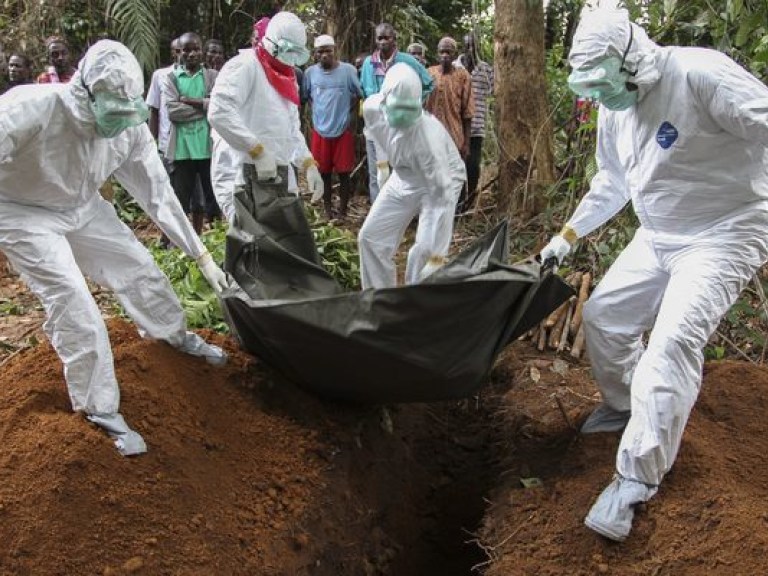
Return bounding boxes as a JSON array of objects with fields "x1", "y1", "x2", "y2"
[{"x1": 113, "y1": 186, "x2": 359, "y2": 334}]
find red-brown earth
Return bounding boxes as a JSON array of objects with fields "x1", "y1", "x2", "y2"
[{"x1": 2, "y1": 242, "x2": 767, "y2": 575}]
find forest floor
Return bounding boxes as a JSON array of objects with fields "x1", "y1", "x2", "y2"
[{"x1": 0, "y1": 196, "x2": 767, "y2": 575}]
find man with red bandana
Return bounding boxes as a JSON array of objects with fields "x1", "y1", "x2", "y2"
[{"x1": 208, "y1": 11, "x2": 323, "y2": 220}]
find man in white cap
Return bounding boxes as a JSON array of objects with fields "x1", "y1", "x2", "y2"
[
  {"x1": 208, "y1": 11, "x2": 323, "y2": 220},
  {"x1": 0, "y1": 40, "x2": 229, "y2": 456},
  {"x1": 358, "y1": 63, "x2": 465, "y2": 288},
  {"x1": 540, "y1": 8, "x2": 768, "y2": 541},
  {"x1": 302, "y1": 34, "x2": 363, "y2": 220}
]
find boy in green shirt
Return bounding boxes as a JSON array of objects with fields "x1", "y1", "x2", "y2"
[{"x1": 161, "y1": 32, "x2": 220, "y2": 234}]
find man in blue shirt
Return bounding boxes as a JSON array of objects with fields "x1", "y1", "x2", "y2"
[
  {"x1": 303, "y1": 35, "x2": 362, "y2": 220},
  {"x1": 360, "y1": 23, "x2": 433, "y2": 203}
]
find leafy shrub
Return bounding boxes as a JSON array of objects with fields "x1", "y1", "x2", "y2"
[{"x1": 146, "y1": 222, "x2": 229, "y2": 333}]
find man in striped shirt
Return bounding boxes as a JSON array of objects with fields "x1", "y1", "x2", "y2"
[{"x1": 455, "y1": 34, "x2": 494, "y2": 212}]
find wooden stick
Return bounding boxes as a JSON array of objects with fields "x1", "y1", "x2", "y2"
[
  {"x1": 557, "y1": 299, "x2": 574, "y2": 352},
  {"x1": 570, "y1": 272, "x2": 592, "y2": 336},
  {"x1": 543, "y1": 273, "x2": 576, "y2": 329},
  {"x1": 544, "y1": 300, "x2": 569, "y2": 329},
  {"x1": 569, "y1": 271, "x2": 583, "y2": 290},
  {"x1": 548, "y1": 299, "x2": 571, "y2": 349},
  {"x1": 555, "y1": 395, "x2": 576, "y2": 430},
  {"x1": 537, "y1": 322, "x2": 547, "y2": 351},
  {"x1": 570, "y1": 324, "x2": 586, "y2": 358}
]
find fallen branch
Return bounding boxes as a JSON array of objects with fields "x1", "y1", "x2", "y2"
[
  {"x1": 570, "y1": 271, "x2": 591, "y2": 336},
  {"x1": 554, "y1": 394, "x2": 576, "y2": 430},
  {"x1": 544, "y1": 299, "x2": 569, "y2": 330},
  {"x1": 570, "y1": 324, "x2": 586, "y2": 359},
  {"x1": 715, "y1": 330, "x2": 756, "y2": 364},
  {"x1": 548, "y1": 298, "x2": 571, "y2": 349},
  {"x1": 557, "y1": 298, "x2": 575, "y2": 352},
  {"x1": 536, "y1": 321, "x2": 547, "y2": 352}
]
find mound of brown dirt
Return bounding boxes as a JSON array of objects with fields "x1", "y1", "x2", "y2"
[
  {"x1": 0, "y1": 319, "x2": 330, "y2": 575},
  {"x1": 0, "y1": 318, "x2": 501, "y2": 576},
  {"x1": 481, "y1": 348, "x2": 768, "y2": 575},
  {"x1": 7, "y1": 313, "x2": 766, "y2": 575}
]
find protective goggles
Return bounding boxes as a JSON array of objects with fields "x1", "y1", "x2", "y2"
[
  {"x1": 382, "y1": 95, "x2": 422, "y2": 128},
  {"x1": 83, "y1": 81, "x2": 150, "y2": 137},
  {"x1": 266, "y1": 36, "x2": 310, "y2": 67},
  {"x1": 567, "y1": 56, "x2": 629, "y2": 100},
  {"x1": 568, "y1": 23, "x2": 637, "y2": 100}
]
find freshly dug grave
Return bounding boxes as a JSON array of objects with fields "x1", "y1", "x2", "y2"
[
  {"x1": 2, "y1": 313, "x2": 768, "y2": 575},
  {"x1": 0, "y1": 318, "x2": 497, "y2": 576},
  {"x1": 480, "y1": 347, "x2": 768, "y2": 575}
]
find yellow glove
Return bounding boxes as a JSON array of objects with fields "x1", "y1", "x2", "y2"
[{"x1": 248, "y1": 143, "x2": 277, "y2": 181}]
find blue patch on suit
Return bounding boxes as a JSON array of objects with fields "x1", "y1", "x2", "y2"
[{"x1": 656, "y1": 121, "x2": 678, "y2": 149}]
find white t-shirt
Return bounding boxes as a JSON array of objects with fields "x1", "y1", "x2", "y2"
[{"x1": 146, "y1": 65, "x2": 175, "y2": 154}]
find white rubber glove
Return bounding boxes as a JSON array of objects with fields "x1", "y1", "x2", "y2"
[
  {"x1": 197, "y1": 251, "x2": 229, "y2": 294},
  {"x1": 376, "y1": 161, "x2": 390, "y2": 190},
  {"x1": 307, "y1": 164, "x2": 325, "y2": 203},
  {"x1": 249, "y1": 143, "x2": 277, "y2": 181},
  {"x1": 540, "y1": 235, "x2": 572, "y2": 266}
]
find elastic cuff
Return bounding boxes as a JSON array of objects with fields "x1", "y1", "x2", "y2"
[
  {"x1": 196, "y1": 250, "x2": 212, "y2": 266},
  {"x1": 302, "y1": 157, "x2": 318, "y2": 170},
  {"x1": 376, "y1": 160, "x2": 389, "y2": 169},
  {"x1": 560, "y1": 225, "x2": 578, "y2": 245},
  {"x1": 248, "y1": 143, "x2": 264, "y2": 159}
]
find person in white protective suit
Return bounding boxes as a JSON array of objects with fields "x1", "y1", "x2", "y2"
[
  {"x1": 0, "y1": 40, "x2": 230, "y2": 457},
  {"x1": 208, "y1": 11, "x2": 323, "y2": 221},
  {"x1": 539, "y1": 8, "x2": 768, "y2": 541},
  {"x1": 358, "y1": 63, "x2": 466, "y2": 289}
]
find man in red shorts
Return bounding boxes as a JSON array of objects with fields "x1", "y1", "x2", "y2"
[{"x1": 302, "y1": 34, "x2": 363, "y2": 220}]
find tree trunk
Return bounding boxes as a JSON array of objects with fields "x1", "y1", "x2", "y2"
[{"x1": 494, "y1": 0, "x2": 555, "y2": 218}]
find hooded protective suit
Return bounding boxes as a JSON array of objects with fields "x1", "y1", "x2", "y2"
[
  {"x1": 0, "y1": 40, "x2": 226, "y2": 455},
  {"x1": 544, "y1": 9, "x2": 768, "y2": 540},
  {"x1": 359, "y1": 63, "x2": 466, "y2": 289},
  {"x1": 208, "y1": 11, "x2": 314, "y2": 208}
]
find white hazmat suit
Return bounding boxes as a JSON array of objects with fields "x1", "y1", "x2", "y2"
[
  {"x1": 540, "y1": 9, "x2": 768, "y2": 541},
  {"x1": 0, "y1": 40, "x2": 228, "y2": 456},
  {"x1": 208, "y1": 11, "x2": 321, "y2": 215},
  {"x1": 359, "y1": 63, "x2": 466, "y2": 289}
]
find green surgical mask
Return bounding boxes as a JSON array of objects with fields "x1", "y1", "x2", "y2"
[
  {"x1": 89, "y1": 91, "x2": 149, "y2": 138},
  {"x1": 382, "y1": 96, "x2": 422, "y2": 128},
  {"x1": 568, "y1": 56, "x2": 637, "y2": 111}
]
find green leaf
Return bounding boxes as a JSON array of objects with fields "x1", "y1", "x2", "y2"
[{"x1": 105, "y1": 0, "x2": 160, "y2": 74}]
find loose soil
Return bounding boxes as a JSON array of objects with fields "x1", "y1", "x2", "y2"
[
  {"x1": 2, "y1": 226, "x2": 768, "y2": 575},
  {"x1": 480, "y1": 348, "x2": 768, "y2": 576}
]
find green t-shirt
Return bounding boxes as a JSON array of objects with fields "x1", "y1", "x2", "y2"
[{"x1": 173, "y1": 67, "x2": 210, "y2": 160}]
